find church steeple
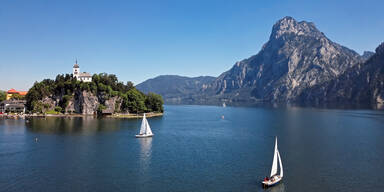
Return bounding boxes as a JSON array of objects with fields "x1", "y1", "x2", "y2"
[
  {"x1": 73, "y1": 58, "x2": 79, "y2": 68},
  {"x1": 73, "y1": 59, "x2": 80, "y2": 79}
]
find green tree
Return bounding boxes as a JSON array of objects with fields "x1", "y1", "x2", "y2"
[
  {"x1": 0, "y1": 90, "x2": 6, "y2": 102},
  {"x1": 122, "y1": 89, "x2": 147, "y2": 113},
  {"x1": 54, "y1": 106, "x2": 62, "y2": 113},
  {"x1": 145, "y1": 93, "x2": 164, "y2": 112},
  {"x1": 25, "y1": 73, "x2": 163, "y2": 114},
  {"x1": 11, "y1": 94, "x2": 25, "y2": 100}
]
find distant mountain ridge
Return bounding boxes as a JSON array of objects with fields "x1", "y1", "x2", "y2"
[
  {"x1": 137, "y1": 17, "x2": 382, "y2": 106},
  {"x1": 136, "y1": 75, "x2": 215, "y2": 104}
]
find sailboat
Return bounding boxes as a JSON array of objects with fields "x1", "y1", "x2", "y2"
[
  {"x1": 222, "y1": 102, "x2": 226, "y2": 107},
  {"x1": 135, "y1": 113, "x2": 154, "y2": 138},
  {"x1": 262, "y1": 137, "x2": 283, "y2": 187}
]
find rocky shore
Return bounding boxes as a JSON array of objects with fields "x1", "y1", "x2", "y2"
[{"x1": 0, "y1": 112, "x2": 163, "y2": 119}]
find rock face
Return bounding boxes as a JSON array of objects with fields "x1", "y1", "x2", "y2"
[
  {"x1": 38, "y1": 90, "x2": 121, "y2": 115},
  {"x1": 298, "y1": 43, "x2": 384, "y2": 104},
  {"x1": 138, "y1": 16, "x2": 381, "y2": 106},
  {"x1": 104, "y1": 96, "x2": 120, "y2": 113},
  {"x1": 203, "y1": 16, "x2": 363, "y2": 102},
  {"x1": 136, "y1": 75, "x2": 215, "y2": 104},
  {"x1": 362, "y1": 51, "x2": 375, "y2": 62},
  {"x1": 63, "y1": 91, "x2": 99, "y2": 114}
]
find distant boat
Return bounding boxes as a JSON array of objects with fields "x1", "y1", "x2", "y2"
[
  {"x1": 262, "y1": 137, "x2": 283, "y2": 187},
  {"x1": 222, "y1": 102, "x2": 226, "y2": 107},
  {"x1": 135, "y1": 113, "x2": 154, "y2": 138}
]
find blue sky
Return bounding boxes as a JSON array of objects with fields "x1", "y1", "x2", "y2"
[{"x1": 0, "y1": 0, "x2": 383, "y2": 90}]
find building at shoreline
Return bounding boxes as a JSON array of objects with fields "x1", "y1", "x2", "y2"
[
  {"x1": 6, "y1": 89, "x2": 28, "y2": 100},
  {"x1": 73, "y1": 60, "x2": 92, "y2": 82},
  {"x1": 0, "y1": 100, "x2": 26, "y2": 113}
]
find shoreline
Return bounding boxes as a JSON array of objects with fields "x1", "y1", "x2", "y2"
[
  {"x1": 106, "y1": 112, "x2": 163, "y2": 119},
  {"x1": 31, "y1": 112, "x2": 163, "y2": 119},
  {"x1": 0, "y1": 112, "x2": 163, "y2": 119}
]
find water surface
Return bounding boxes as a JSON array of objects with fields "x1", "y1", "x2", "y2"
[{"x1": 1, "y1": 105, "x2": 384, "y2": 191}]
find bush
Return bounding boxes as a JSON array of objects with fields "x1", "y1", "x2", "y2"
[
  {"x1": 54, "y1": 106, "x2": 62, "y2": 113},
  {"x1": 46, "y1": 110, "x2": 59, "y2": 115}
]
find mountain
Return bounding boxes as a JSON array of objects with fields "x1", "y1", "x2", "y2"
[
  {"x1": 136, "y1": 75, "x2": 215, "y2": 104},
  {"x1": 298, "y1": 43, "x2": 384, "y2": 105},
  {"x1": 138, "y1": 16, "x2": 376, "y2": 105},
  {"x1": 362, "y1": 51, "x2": 375, "y2": 61},
  {"x1": 201, "y1": 16, "x2": 363, "y2": 103}
]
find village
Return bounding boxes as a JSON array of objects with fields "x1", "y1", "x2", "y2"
[{"x1": 0, "y1": 61, "x2": 92, "y2": 118}]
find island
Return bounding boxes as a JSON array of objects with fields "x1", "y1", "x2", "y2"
[{"x1": 24, "y1": 72, "x2": 164, "y2": 118}]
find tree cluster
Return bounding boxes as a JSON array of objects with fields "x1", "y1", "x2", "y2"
[
  {"x1": 25, "y1": 73, "x2": 163, "y2": 114},
  {"x1": 0, "y1": 90, "x2": 6, "y2": 102}
]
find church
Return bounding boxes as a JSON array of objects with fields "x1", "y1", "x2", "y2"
[{"x1": 73, "y1": 60, "x2": 92, "y2": 82}]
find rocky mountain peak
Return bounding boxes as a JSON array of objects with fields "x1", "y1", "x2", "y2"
[
  {"x1": 362, "y1": 51, "x2": 375, "y2": 61},
  {"x1": 271, "y1": 16, "x2": 323, "y2": 39},
  {"x1": 375, "y1": 42, "x2": 384, "y2": 54}
]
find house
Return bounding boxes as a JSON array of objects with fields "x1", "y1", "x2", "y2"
[
  {"x1": 0, "y1": 100, "x2": 26, "y2": 113},
  {"x1": 101, "y1": 109, "x2": 114, "y2": 115},
  {"x1": 6, "y1": 89, "x2": 28, "y2": 100},
  {"x1": 73, "y1": 60, "x2": 92, "y2": 82}
]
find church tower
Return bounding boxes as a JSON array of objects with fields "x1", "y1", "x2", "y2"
[{"x1": 73, "y1": 59, "x2": 80, "y2": 79}]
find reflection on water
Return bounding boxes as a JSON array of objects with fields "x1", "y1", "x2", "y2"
[
  {"x1": 0, "y1": 119, "x2": 26, "y2": 135},
  {"x1": 138, "y1": 138, "x2": 152, "y2": 191},
  {"x1": 139, "y1": 138, "x2": 152, "y2": 171},
  {"x1": 25, "y1": 117, "x2": 124, "y2": 134},
  {"x1": 265, "y1": 183, "x2": 286, "y2": 192},
  {"x1": 1, "y1": 105, "x2": 384, "y2": 191}
]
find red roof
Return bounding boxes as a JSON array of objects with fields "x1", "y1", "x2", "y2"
[
  {"x1": 7, "y1": 89, "x2": 28, "y2": 95},
  {"x1": 7, "y1": 89, "x2": 18, "y2": 94}
]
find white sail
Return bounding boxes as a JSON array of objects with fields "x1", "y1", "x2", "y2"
[
  {"x1": 270, "y1": 137, "x2": 278, "y2": 177},
  {"x1": 277, "y1": 150, "x2": 283, "y2": 177},
  {"x1": 139, "y1": 113, "x2": 147, "y2": 135},
  {"x1": 144, "y1": 117, "x2": 153, "y2": 135}
]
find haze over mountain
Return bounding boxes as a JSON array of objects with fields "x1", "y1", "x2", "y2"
[
  {"x1": 136, "y1": 75, "x2": 215, "y2": 103},
  {"x1": 137, "y1": 16, "x2": 382, "y2": 105}
]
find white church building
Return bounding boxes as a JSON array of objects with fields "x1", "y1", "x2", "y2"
[{"x1": 73, "y1": 60, "x2": 92, "y2": 82}]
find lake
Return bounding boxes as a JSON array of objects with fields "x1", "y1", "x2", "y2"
[{"x1": 1, "y1": 105, "x2": 384, "y2": 191}]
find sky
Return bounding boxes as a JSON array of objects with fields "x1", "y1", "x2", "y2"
[{"x1": 0, "y1": 0, "x2": 383, "y2": 91}]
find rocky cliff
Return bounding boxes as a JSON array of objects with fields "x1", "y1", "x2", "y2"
[
  {"x1": 202, "y1": 16, "x2": 363, "y2": 102},
  {"x1": 40, "y1": 90, "x2": 119, "y2": 115},
  {"x1": 298, "y1": 43, "x2": 384, "y2": 104},
  {"x1": 135, "y1": 16, "x2": 382, "y2": 106}
]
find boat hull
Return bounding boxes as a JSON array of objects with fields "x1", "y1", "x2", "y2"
[
  {"x1": 135, "y1": 134, "x2": 154, "y2": 138},
  {"x1": 262, "y1": 175, "x2": 282, "y2": 187}
]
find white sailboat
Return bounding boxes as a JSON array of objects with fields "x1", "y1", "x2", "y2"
[
  {"x1": 222, "y1": 102, "x2": 226, "y2": 107},
  {"x1": 135, "y1": 113, "x2": 154, "y2": 138},
  {"x1": 262, "y1": 137, "x2": 283, "y2": 187}
]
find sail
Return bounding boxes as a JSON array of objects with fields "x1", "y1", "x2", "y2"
[
  {"x1": 277, "y1": 150, "x2": 283, "y2": 177},
  {"x1": 145, "y1": 117, "x2": 153, "y2": 135},
  {"x1": 139, "y1": 114, "x2": 147, "y2": 135},
  {"x1": 270, "y1": 137, "x2": 278, "y2": 177}
]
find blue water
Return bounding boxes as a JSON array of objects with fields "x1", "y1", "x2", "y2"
[{"x1": 1, "y1": 105, "x2": 384, "y2": 191}]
